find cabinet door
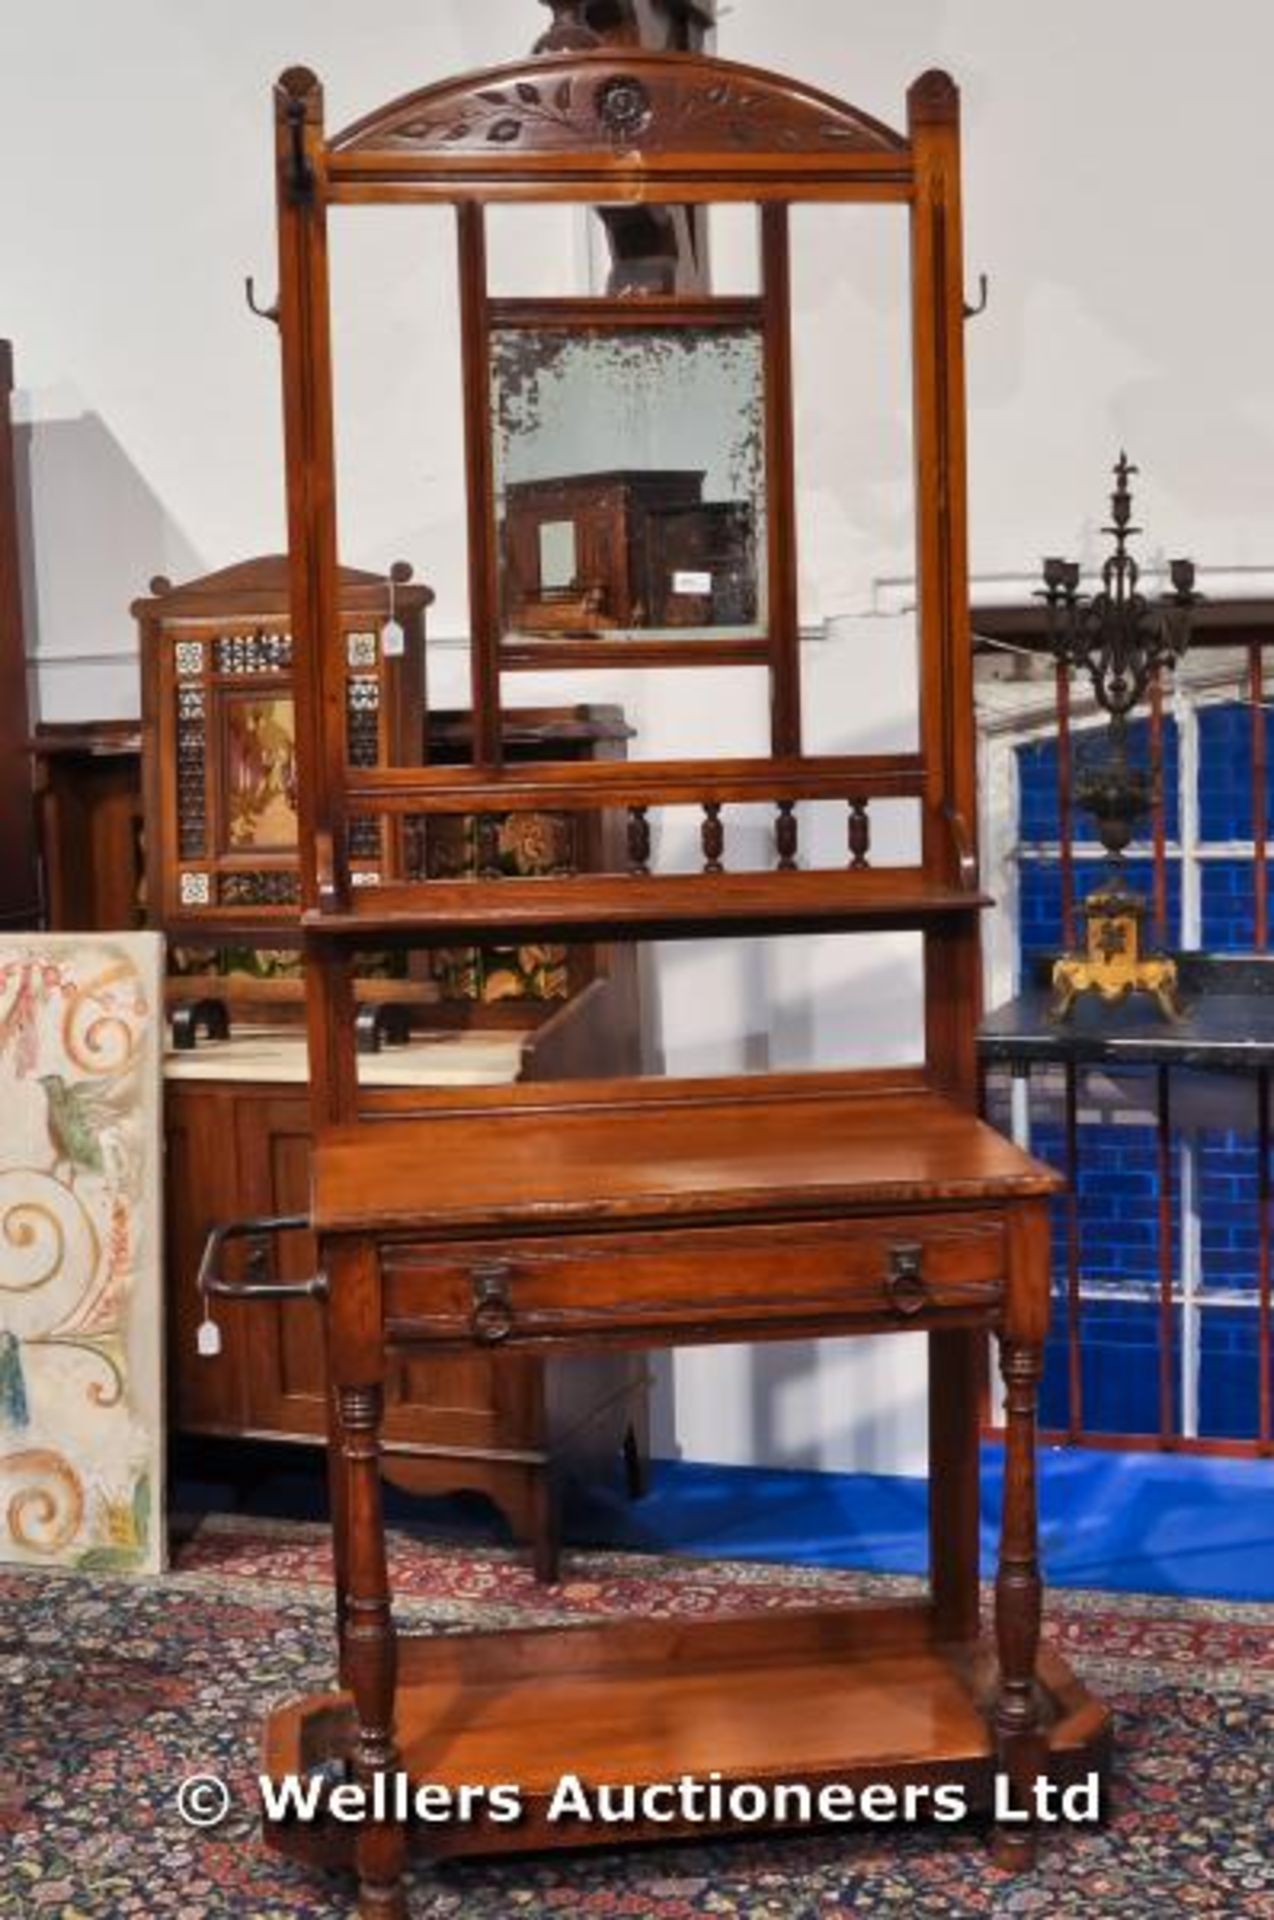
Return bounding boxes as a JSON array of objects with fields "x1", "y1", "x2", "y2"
[
  {"x1": 166, "y1": 1084, "x2": 252, "y2": 1433},
  {"x1": 236, "y1": 1092, "x2": 329, "y2": 1439}
]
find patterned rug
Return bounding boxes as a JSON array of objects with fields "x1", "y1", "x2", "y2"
[{"x1": 2, "y1": 1514, "x2": 1273, "y2": 1917}]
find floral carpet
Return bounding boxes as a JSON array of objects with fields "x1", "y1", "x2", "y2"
[{"x1": 2, "y1": 1514, "x2": 1273, "y2": 1917}]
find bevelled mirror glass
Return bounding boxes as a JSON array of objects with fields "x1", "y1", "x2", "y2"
[{"x1": 491, "y1": 325, "x2": 768, "y2": 643}]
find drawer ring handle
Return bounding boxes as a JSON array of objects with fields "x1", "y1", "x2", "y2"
[
  {"x1": 471, "y1": 1262, "x2": 516, "y2": 1344},
  {"x1": 887, "y1": 1243, "x2": 928, "y2": 1316}
]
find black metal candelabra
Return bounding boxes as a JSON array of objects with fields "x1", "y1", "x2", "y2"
[{"x1": 1040, "y1": 455, "x2": 1200, "y2": 1018}]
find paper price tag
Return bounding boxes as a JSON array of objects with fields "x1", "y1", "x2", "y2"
[
  {"x1": 382, "y1": 619, "x2": 406, "y2": 658},
  {"x1": 197, "y1": 1319, "x2": 222, "y2": 1358},
  {"x1": 673, "y1": 571, "x2": 712, "y2": 597}
]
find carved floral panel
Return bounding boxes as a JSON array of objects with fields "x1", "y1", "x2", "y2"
[
  {"x1": 0, "y1": 936, "x2": 165, "y2": 1573},
  {"x1": 426, "y1": 812, "x2": 575, "y2": 1003}
]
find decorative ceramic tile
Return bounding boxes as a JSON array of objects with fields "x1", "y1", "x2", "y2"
[
  {"x1": 0, "y1": 935, "x2": 165, "y2": 1572},
  {"x1": 216, "y1": 872, "x2": 301, "y2": 909},
  {"x1": 214, "y1": 630, "x2": 293, "y2": 675},
  {"x1": 174, "y1": 640, "x2": 204, "y2": 678},
  {"x1": 346, "y1": 631, "x2": 379, "y2": 668},
  {"x1": 179, "y1": 872, "x2": 211, "y2": 907}
]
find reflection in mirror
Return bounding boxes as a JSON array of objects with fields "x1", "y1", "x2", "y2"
[{"x1": 492, "y1": 327, "x2": 767, "y2": 642}]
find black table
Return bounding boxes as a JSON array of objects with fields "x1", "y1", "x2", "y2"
[{"x1": 980, "y1": 957, "x2": 1274, "y2": 1074}]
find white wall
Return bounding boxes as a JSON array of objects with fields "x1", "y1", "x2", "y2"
[{"x1": 5, "y1": 1, "x2": 1272, "y2": 1475}]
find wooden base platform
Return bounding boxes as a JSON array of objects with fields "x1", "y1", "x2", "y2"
[{"x1": 263, "y1": 1606, "x2": 1111, "y2": 1868}]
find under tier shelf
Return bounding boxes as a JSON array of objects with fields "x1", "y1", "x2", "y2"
[{"x1": 263, "y1": 1607, "x2": 1110, "y2": 1865}]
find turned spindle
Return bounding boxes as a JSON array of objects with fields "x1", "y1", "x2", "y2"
[
  {"x1": 627, "y1": 805, "x2": 651, "y2": 875},
  {"x1": 848, "y1": 798, "x2": 871, "y2": 869},
  {"x1": 475, "y1": 814, "x2": 502, "y2": 878},
  {"x1": 701, "y1": 802, "x2": 725, "y2": 873},
  {"x1": 775, "y1": 800, "x2": 799, "y2": 870}
]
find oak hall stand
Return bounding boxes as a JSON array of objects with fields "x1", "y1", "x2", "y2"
[{"x1": 253, "y1": 41, "x2": 1111, "y2": 1916}]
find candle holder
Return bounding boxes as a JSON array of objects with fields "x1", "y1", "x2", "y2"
[{"x1": 1041, "y1": 455, "x2": 1199, "y2": 1020}]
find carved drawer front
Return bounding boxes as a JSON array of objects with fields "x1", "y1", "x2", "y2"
[{"x1": 380, "y1": 1213, "x2": 1007, "y2": 1349}]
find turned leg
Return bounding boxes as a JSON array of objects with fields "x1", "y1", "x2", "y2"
[
  {"x1": 326, "y1": 1381, "x2": 351, "y2": 1681},
  {"x1": 992, "y1": 1332, "x2": 1046, "y2": 1870},
  {"x1": 330, "y1": 1242, "x2": 407, "y2": 1919}
]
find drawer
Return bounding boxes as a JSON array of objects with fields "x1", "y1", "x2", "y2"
[{"x1": 379, "y1": 1213, "x2": 1006, "y2": 1349}]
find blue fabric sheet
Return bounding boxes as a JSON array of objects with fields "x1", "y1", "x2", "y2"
[
  {"x1": 567, "y1": 1444, "x2": 1274, "y2": 1602},
  {"x1": 176, "y1": 1442, "x2": 1274, "y2": 1603}
]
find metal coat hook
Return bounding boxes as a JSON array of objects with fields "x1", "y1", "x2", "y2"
[
  {"x1": 964, "y1": 273, "x2": 989, "y2": 321},
  {"x1": 245, "y1": 276, "x2": 279, "y2": 328}
]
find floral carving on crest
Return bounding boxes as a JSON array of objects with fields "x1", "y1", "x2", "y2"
[
  {"x1": 594, "y1": 75, "x2": 653, "y2": 142},
  {"x1": 359, "y1": 66, "x2": 902, "y2": 157},
  {"x1": 392, "y1": 77, "x2": 582, "y2": 149}
]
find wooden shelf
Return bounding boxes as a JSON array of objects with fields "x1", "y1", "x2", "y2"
[
  {"x1": 314, "y1": 1081, "x2": 1061, "y2": 1235},
  {"x1": 500, "y1": 636, "x2": 773, "y2": 670},
  {"x1": 263, "y1": 1608, "x2": 1111, "y2": 1865},
  {"x1": 303, "y1": 869, "x2": 989, "y2": 944},
  {"x1": 345, "y1": 751, "x2": 925, "y2": 809}
]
